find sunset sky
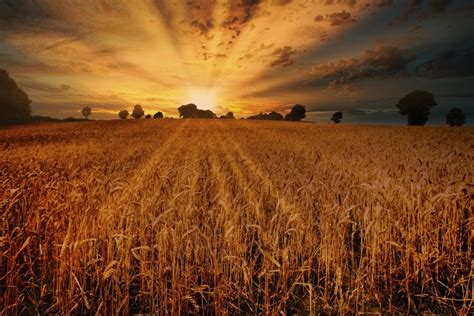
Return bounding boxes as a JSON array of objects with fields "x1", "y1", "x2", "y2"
[{"x1": 0, "y1": 0, "x2": 472, "y2": 123}]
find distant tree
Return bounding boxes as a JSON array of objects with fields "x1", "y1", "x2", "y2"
[
  {"x1": 446, "y1": 108, "x2": 465, "y2": 126},
  {"x1": 396, "y1": 91, "x2": 436, "y2": 126},
  {"x1": 285, "y1": 104, "x2": 306, "y2": 121},
  {"x1": 247, "y1": 111, "x2": 283, "y2": 120},
  {"x1": 81, "y1": 106, "x2": 91, "y2": 119},
  {"x1": 196, "y1": 109, "x2": 217, "y2": 119},
  {"x1": 132, "y1": 104, "x2": 145, "y2": 119},
  {"x1": 145, "y1": 114, "x2": 152, "y2": 119},
  {"x1": 154, "y1": 111, "x2": 164, "y2": 119},
  {"x1": 0, "y1": 69, "x2": 32, "y2": 125},
  {"x1": 118, "y1": 110, "x2": 129, "y2": 119},
  {"x1": 331, "y1": 111, "x2": 343, "y2": 124},
  {"x1": 219, "y1": 111, "x2": 234, "y2": 119},
  {"x1": 178, "y1": 103, "x2": 198, "y2": 118},
  {"x1": 177, "y1": 103, "x2": 216, "y2": 118}
]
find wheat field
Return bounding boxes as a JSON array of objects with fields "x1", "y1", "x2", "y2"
[{"x1": 1, "y1": 119, "x2": 473, "y2": 314}]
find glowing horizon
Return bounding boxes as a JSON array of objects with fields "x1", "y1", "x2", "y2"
[{"x1": 0, "y1": 0, "x2": 473, "y2": 122}]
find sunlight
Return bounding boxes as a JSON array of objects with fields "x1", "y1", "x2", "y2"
[{"x1": 187, "y1": 88, "x2": 219, "y2": 111}]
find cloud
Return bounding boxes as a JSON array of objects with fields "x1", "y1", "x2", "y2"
[
  {"x1": 190, "y1": 19, "x2": 214, "y2": 35},
  {"x1": 268, "y1": 46, "x2": 297, "y2": 68},
  {"x1": 361, "y1": 0, "x2": 394, "y2": 9},
  {"x1": 314, "y1": 15, "x2": 324, "y2": 22},
  {"x1": 427, "y1": 0, "x2": 454, "y2": 12},
  {"x1": 415, "y1": 48, "x2": 474, "y2": 78},
  {"x1": 271, "y1": 0, "x2": 293, "y2": 6},
  {"x1": 326, "y1": 10, "x2": 356, "y2": 26},
  {"x1": 311, "y1": 47, "x2": 414, "y2": 86}
]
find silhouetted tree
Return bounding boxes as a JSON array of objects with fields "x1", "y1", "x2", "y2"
[
  {"x1": 118, "y1": 110, "x2": 129, "y2": 119},
  {"x1": 331, "y1": 111, "x2": 343, "y2": 124},
  {"x1": 132, "y1": 104, "x2": 145, "y2": 119},
  {"x1": 446, "y1": 108, "x2": 465, "y2": 126},
  {"x1": 154, "y1": 111, "x2": 164, "y2": 119},
  {"x1": 219, "y1": 111, "x2": 235, "y2": 119},
  {"x1": 145, "y1": 114, "x2": 152, "y2": 119},
  {"x1": 0, "y1": 69, "x2": 32, "y2": 125},
  {"x1": 177, "y1": 103, "x2": 216, "y2": 118},
  {"x1": 178, "y1": 103, "x2": 198, "y2": 118},
  {"x1": 396, "y1": 91, "x2": 436, "y2": 126},
  {"x1": 196, "y1": 109, "x2": 217, "y2": 118},
  {"x1": 247, "y1": 111, "x2": 284, "y2": 120},
  {"x1": 81, "y1": 106, "x2": 91, "y2": 119},
  {"x1": 285, "y1": 104, "x2": 306, "y2": 121}
]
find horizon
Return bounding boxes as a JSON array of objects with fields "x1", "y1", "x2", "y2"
[{"x1": 0, "y1": 0, "x2": 473, "y2": 124}]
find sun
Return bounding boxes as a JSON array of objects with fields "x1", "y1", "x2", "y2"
[{"x1": 187, "y1": 88, "x2": 218, "y2": 111}]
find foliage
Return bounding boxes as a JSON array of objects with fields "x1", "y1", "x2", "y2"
[
  {"x1": 247, "y1": 111, "x2": 283, "y2": 120},
  {"x1": 118, "y1": 110, "x2": 129, "y2": 119},
  {"x1": 0, "y1": 69, "x2": 32, "y2": 125},
  {"x1": 132, "y1": 104, "x2": 145, "y2": 119},
  {"x1": 178, "y1": 103, "x2": 216, "y2": 118},
  {"x1": 331, "y1": 111, "x2": 343, "y2": 123},
  {"x1": 446, "y1": 108, "x2": 465, "y2": 126},
  {"x1": 285, "y1": 104, "x2": 306, "y2": 121},
  {"x1": 220, "y1": 112, "x2": 235, "y2": 119},
  {"x1": 396, "y1": 90, "x2": 436, "y2": 126},
  {"x1": 81, "y1": 106, "x2": 92, "y2": 118}
]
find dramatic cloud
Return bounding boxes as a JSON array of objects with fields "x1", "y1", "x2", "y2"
[
  {"x1": 428, "y1": 0, "x2": 454, "y2": 12},
  {"x1": 326, "y1": 10, "x2": 356, "y2": 26},
  {"x1": 268, "y1": 46, "x2": 297, "y2": 68},
  {"x1": 415, "y1": 48, "x2": 474, "y2": 78},
  {"x1": 0, "y1": 0, "x2": 471, "y2": 121},
  {"x1": 311, "y1": 47, "x2": 414, "y2": 86}
]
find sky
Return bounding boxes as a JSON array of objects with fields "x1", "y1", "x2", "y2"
[{"x1": 0, "y1": 0, "x2": 473, "y2": 124}]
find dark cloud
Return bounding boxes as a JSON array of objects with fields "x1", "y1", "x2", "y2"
[
  {"x1": 415, "y1": 48, "x2": 474, "y2": 78},
  {"x1": 271, "y1": 0, "x2": 293, "y2": 6},
  {"x1": 361, "y1": 0, "x2": 394, "y2": 9},
  {"x1": 322, "y1": 0, "x2": 356, "y2": 6},
  {"x1": 190, "y1": 19, "x2": 214, "y2": 35},
  {"x1": 396, "y1": 0, "x2": 455, "y2": 21},
  {"x1": 314, "y1": 15, "x2": 324, "y2": 22},
  {"x1": 268, "y1": 46, "x2": 297, "y2": 68},
  {"x1": 427, "y1": 0, "x2": 454, "y2": 12},
  {"x1": 311, "y1": 47, "x2": 414, "y2": 86},
  {"x1": 326, "y1": 10, "x2": 356, "y2": 26}
]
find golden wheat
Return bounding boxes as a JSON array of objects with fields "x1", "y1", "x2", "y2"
[{"x1": 1, "y1": 119, "x2": 473, "y2": 314}]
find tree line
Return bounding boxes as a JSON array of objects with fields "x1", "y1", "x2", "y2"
[{"x1": 0, "y1": 69, "x2": 467, "y2": 126}]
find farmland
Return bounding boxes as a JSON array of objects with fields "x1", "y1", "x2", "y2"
[{"x1": 1, "y1": 119, "x2": 473, "y2": 314}]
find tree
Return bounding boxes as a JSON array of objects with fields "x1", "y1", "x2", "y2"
[
  {"x1": 446, "y1": 108, "x2": 465, "y2": 126},
  {"x1": 396, "y1": 91, "x2": 436, "y2": 126},
  {"x1": 177, "y1": 103, "x2": 216, "y2": 118},
  {"x1": 154, "y1": 111, "x2": 164, "y2": 119},
  {"x1": 247, "y1": 111, "x2": 283, "y2": 120},
  {"x1": 145, "y1": 114, "x2": 152, "y2": 119},
  {"x1": 178, "y1": 103, "x2": 198, "y2": 118},
  {"x1": 81, "y1": 106, "x2": 91, "y2": 119},
  {"x1": 196, "y1": 109, "x2": 217, "y2": 119},
  {"x1": 118, "y1": 110, "x2": 129, "y2": 119},
  {"x1": 285, "y1": 104, "x2": 306, "y2": 121},
  {"x1": 132, "y1": 104, "x2": 145, "y2": 119},
  {"x1": 331, "y1": 111, "x2": 343, "y2": 124},
  {"x1": 0, "y1": 69, "x2": 32, "y2": 125},
  {"x1": 219, "y1": 111, "x2": 234, "y2": 119}
]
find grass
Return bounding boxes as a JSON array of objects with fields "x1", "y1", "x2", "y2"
[{"x1": 1, "y1": 119, "x2": 473, "y2": 314}]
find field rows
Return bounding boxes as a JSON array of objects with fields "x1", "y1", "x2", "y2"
[{"x1": 1, "y1": 120, "x2": 473, "y2": 314}]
